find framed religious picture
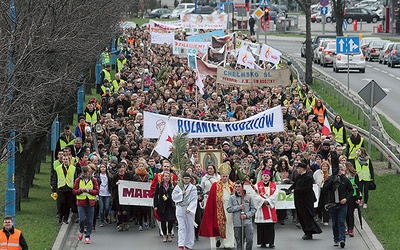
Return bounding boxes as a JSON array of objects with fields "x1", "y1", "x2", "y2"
[{"x1": 198, "y1": 150, "x2": 223, "y2": 170}]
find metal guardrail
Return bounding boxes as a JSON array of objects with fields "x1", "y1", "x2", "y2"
[{"x1": 284, "y1": 53, "x2": 400, "y2": 173}]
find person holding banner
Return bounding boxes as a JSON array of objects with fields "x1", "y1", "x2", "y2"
[
  {"x1": 132, "y1": 159, "x2": 151, "y2": 231},
  {"x1": 199, "y1": 162, "x2": 235, "y2": 249},
  {"x1": 154, "y1": 172, "x2": 176, "y2": 243},
  {"x1": 111, "y1": 162, "x2": 133, "y2": 232},
  {"x1": 253, "y1": 169, "x2": 278, "y2": 249},
  {"x1": 172, "y1": 172, "x2": 198, "y2": 250}
]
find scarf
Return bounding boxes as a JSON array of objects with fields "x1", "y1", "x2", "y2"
[
  {"x1": 257, "y1": 181, "x2": 277, "y2": 221},
  {"x1": 350, "y1": 134, "x2": 362, "y2": 145},
  {"x1": 334, "y1": 121, "x2": 343, "y2": 130},
  {"x1": 358, "y1": 155, "x2": 369, "y2": 166}
]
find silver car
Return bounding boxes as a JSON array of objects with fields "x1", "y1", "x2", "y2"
[
  {"x1": 333, "y1": 51, "x2": 366, "y2": 73},
  {"x1": 378, "y1": 42, "x2": 394, "y2": 64},
  {"x1": 314, "y1": 39, "x2": 335, "y2": 64}
]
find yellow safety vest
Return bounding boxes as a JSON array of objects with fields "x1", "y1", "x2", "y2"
[
  {"x1": 76, "y1": 179, "x2": 96, "y2": 200},
  {"x1": 112, "y1": 79, "x2": 125, "y2": 93},
  {"x1": 332, "y1": 126, "x2": 344, "y2": 144},
  {"x1": 101, "y1": 52, "x2": 110, "y2": 65},
  {"x1": 101, "y1": 69, "x2": 111, "y2": 83},
  {"x1": 59, "y1": 138, "x2": 75, "y2": 150},
  {"x1": 53, "y1": 160, "x2": 62, "y2": 170},
  {"x1": 0, "y1": 229, "x2": 21, "y2": 250},
  {"x1": 355, "y1": 159, "x2": 371, "y2": 181},
  {"x1": 85, "y1": 110, "x2": 99, "y2": 125},
  {"x1": 305, "y1": 97, "x2": 316, "y2": 113},
  {"x1": 117, "y1": 58, "x2": 127, "y2": 72},
  {"x1": 347, "y1": 137, "x2": 364, "y2": 160},
  {"x1": 55, "y1": 165, "x2": 76, "y2": 189}
]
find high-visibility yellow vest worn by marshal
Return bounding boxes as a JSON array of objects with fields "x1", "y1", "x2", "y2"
[
  {"x1": 355, "y1": 159, "x2": 371, "y2": 181},
  {"x1": 332, "y1": 126, "x2": 344, "y2": 144},
  {"x1": 76, "y1": 178, "x2": 96, "y2": 200},
  {"x1": 347, "y1": 137, "x2": 364, "y2": 160},
  {"x1": 0, "y1": 229, "x2": 21, "y2": 250},
  {"x1": 305, "y1": 97, "x2": 316, "y2": 113},
  {"x1": 55, "y1": 165, "x2": 76, "y2": 189},
  {"x1": 101, "y1": 69, "x2": 111, "y2": 82}
]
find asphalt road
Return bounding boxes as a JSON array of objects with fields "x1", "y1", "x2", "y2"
[{"x1": 62, "y1": 213, "x2": 376, "y2": 250}]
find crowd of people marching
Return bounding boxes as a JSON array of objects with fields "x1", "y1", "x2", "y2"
[{"x1": 50, "y1": 23, "x2": 375, "y2": 249}]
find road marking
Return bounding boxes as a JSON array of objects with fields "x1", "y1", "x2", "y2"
[
  {"x1": 396, "y1": 77, "x2": 400, "y2": 81},
  {"x1": 361, "y1": 78, "x2": 373, "y2": 82},
  {"x1": 389, "y1": 74, "x2": 395, "y2": 77},
  {"x1": 382, "y1": 88, "x2": 391, "y2": 92},
  {"x1": 382, "y1": 71, "x2": 387, "y2": 74},
  {"x1": 373, "y1": 67, "x2": 379, "y2": 70}
]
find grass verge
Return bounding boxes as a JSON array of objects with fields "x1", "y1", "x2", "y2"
[
  {"x1": 362, "y1": 173, "x2": 400, "y2": 250},
  {"x1": 17, "y1": 159, "x2": 59, "y2": 249}
]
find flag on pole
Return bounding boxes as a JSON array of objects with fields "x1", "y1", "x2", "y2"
[
  {"x1": 259, "y1": 44, "x2": 282, "y2": 65},
  {"x1": 321, "y1": 115, "x2": 331, "y2": 136},
  {"x1": 195, "y1": 72, "x2": 205, "y2": 95},
  {"x1": 237, "y1": 47, "x2": 256, "y2": 69},
  {"x1": 154, "y1": 123, "x2": 176, "y2": 158}
]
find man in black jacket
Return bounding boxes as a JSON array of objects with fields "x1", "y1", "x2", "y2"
[
  {"x1": 322, "y1": 164, "x2": 353, "y2": 248},
  {"x1": 249, "y1": 15, "x2": 255, "y2": 35},
  {"x1": 1, "y1": 216, "x2": 29, "y2": 250}
]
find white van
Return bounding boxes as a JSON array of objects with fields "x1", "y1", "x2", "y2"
[{"x1": 167, "y1": 3, "x2": 196, "y2": 18}]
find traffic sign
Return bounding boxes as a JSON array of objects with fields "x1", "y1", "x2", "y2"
[
  {"x1": 320, "y1": 0, "x2": 329, "y2": 7},
  {"x1": 343, "y1": 20, "x2": 347, "y2": 31},
  {"x1": 320, "y1": 6, "x2": 329, "y2": 15},
  {"x1": 336, "y1": 36, "x2": 360, "y2": 54},
  {"x1": 259, "y1": 0, "x2": 269, "y2": 7},
  {"x1": 358, "y1": 80, "x2": 387, "y2": 107},
  {"x1": 254, "y1": 8, "x2": 264, "y2": 19}
]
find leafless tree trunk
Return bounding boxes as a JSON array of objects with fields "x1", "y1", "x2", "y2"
[
  {"x1": 296, "y1": 0, "x2": 313, "y2": 85},
  {"x1": 332, "y1": 0, "x2": 345, "y2": 36},
  {"x1": 0, "y1": 0, "x2": 129, "y2": 210}
]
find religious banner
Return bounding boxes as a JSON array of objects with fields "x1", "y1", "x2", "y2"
[
  {"x1": 237, "y1": 47, "x2": 256, "y2": 69},
  {"x1": 118, "y1": 181, "x2": 153, "y2": 206},
  {"x1": 180, "y1": 13, "x2": 228, "y2": 30},
  {"x1": 196, "y1": 57, "x2": 218, "y2": 76},
  {"x1": 173, "y1": 40, "x2": 210, "y2": 58},
  {"x1": 143, "y1": 105, "x2": 284, "y2": 139},
  {"x1": 236, "y1": 39, "x2": 260, "y2": 55},
  {"x1": 216, "y1": 66, "x2": 291, "y2": 87},
  {"x1": 150, "y1": 31, "x2": 175, "y2": 45},
  {"x1": 212, "y1": 33, "x2": 236, "y2": 51},
  {"x1": 187, "y1": 30, "x2": 225, "y2": 42},
  {"x1": 259, "y1": 44, "x2": 282, "y2": 65},
  {"x1": 207, "y1": 45, "x2": 226, "y2": 65}
]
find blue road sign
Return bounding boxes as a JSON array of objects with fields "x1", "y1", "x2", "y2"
[
  {"x1": 320, "y1": 0, "x2": 329, "y2": 7},
  {"x1": 343, "y1": 20, "x2": 347, "y2": 31},
  {"x1": 336, "y1": 36, "x2": 360, "y2": 54},
  {"x1": 320, "y1": 6, "x2": 329, "y2": 15},
  {"x1": 259, "y1": 0, "x2": 269, "y2": 7}
]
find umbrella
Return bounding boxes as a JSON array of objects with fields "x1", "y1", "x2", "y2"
[{"x1": 356, "y1": 203, "x2": 363, "y2": 229}]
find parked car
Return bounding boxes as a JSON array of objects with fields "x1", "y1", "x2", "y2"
[
  {"x1": 320, "y1": 42, "x2": 336, "y2": 67},
  {"x1": 145, "y1": 8, "x2": 172, "y2": 18},
  {"x1": 161, "y1": 3, "x2": 195, "y2": 18},
  {"x1": 344, "y1": 7, "x2": 380, "y2": 24},
  {"x1": 378, "y1": 42, "x2": 394, "y2": 64},
  {"x1": 333, "y1": 51, "x2": 366, "y2": 73},
  {"x1": 195, "y1": 6, "x2": 215, "y2": 14},
  {"x1": 360, "y1": 37, "x2": 382, "y2": 55},
  {"x1": 354, "y1": 0, "x2": 380, "y2": 8},
  {"x1": 301, "y1": 35, "x2": 336, "y2": 58},
  {"x1": 387, "y1": 43, "x2": 400, "y2": 68},
  {"x1": 314, "y1": 39, "x2": 335, "y2": 64},
  {"x1": 270, "y1": 4, "x2": 288, "y2": 13},
  {"x1": 316, "y1": 11, "x2": 336, "y2": 23},
  {"x1": 365, "y1": 40, "x2": 390, "y2": 61},
  {"x1": 311, "y1": 13, "x2": 318, "y2": 22}
]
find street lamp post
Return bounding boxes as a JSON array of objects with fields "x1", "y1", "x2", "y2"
[{"x1": 6, "y1": 0, "x2": 17, "y2": 223}]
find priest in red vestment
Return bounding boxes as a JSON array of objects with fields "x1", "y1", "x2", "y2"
[{"x1": 199, "y1": 162, "x2": 235, "y2": 248}]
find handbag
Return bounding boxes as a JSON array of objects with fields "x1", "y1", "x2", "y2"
[{"x1": 369, "y1": 181, "x2": 377, "y2": 190}]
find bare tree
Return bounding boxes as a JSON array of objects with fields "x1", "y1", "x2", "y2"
[
  {"x1": 332, "y1": 0, "x2": 345, "y2": 36},
  {"x1": 0, "y1": 0, "x2": 129, "y2": 210},
  {"x1": 296, "y1": 0, "x2": 313, "y2": 85}
]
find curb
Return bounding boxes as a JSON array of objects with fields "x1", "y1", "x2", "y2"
[
  {"x1": 52, "y1": 214, "x2": 76, "y2": 250},
  {"x1": 355, "y1": 213, "x2": 384, "y2": 250}
]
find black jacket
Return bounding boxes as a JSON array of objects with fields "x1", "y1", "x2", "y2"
[
  {"x1": 2, "y1": 227, "x2": 29, "y2": 250},
  {"x1": 322, "y1": 174, "x2": 353, "y2": 204}
]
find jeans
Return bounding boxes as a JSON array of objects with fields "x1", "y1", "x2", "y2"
[
  {"x1": 234, "y1": 224, "x2": 254, "y2": 250},
  {"x1": 330, "y1": 204, "x2": 347, "y2": 243},
  {"x1": 78, "y1": 203, "x2": 94, "y2": 239},
  {"x1": 98, "y1": 196, "x2": 110, "y2": 223}
]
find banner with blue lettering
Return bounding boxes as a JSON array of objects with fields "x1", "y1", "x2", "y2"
[
  {"x1": 143, "y1": 105, "x2": 284, "y2": 139},
  {"x1": 217, "y1": 66, "x2": 291, "y2": 87}
]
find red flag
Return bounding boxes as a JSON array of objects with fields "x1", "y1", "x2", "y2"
[{"x1": 321, "y1": 115, "x2": 331, "y2": 136}]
